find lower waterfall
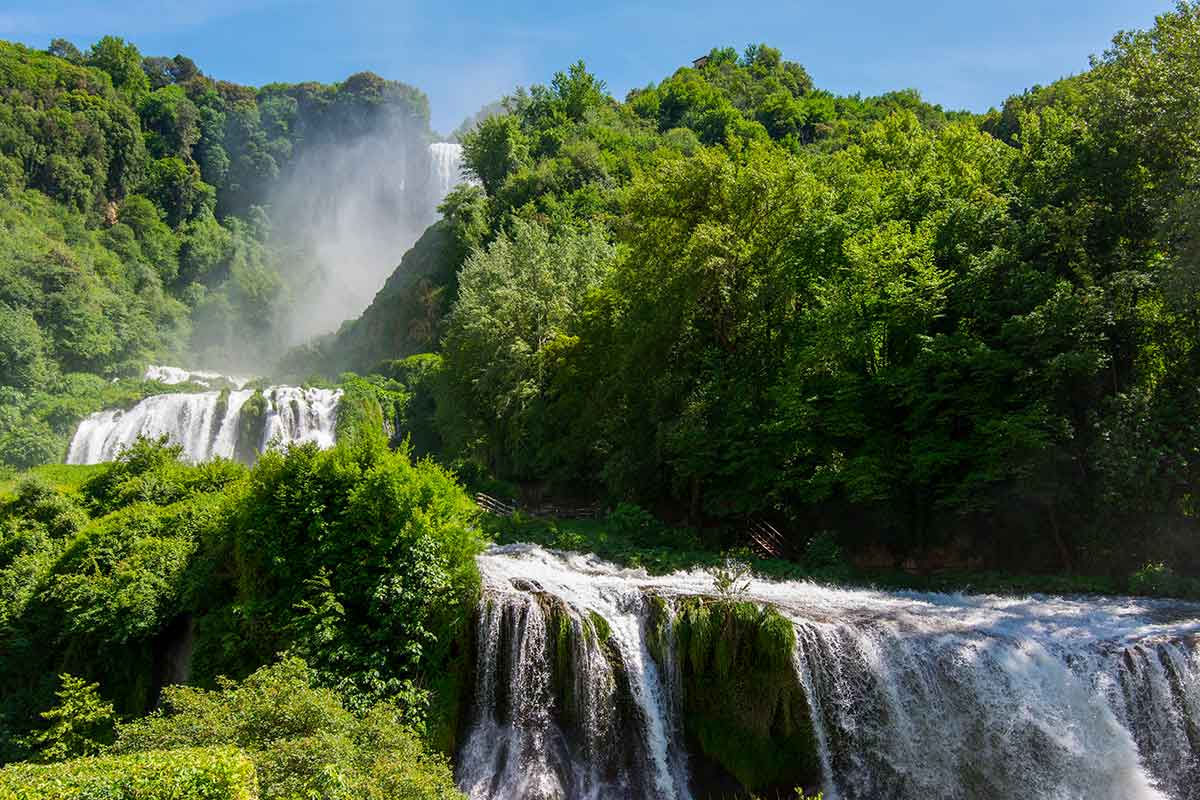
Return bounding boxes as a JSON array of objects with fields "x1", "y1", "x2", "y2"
[
  {"x1": 462, "y1": 544, "x2": 1200, "y2": 800},
  {"x1": 67, "y1": 385, "x2": 341, "y2": 464}
]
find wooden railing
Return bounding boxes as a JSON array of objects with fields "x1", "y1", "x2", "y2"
[
  {"x1": 475, "y1": 493, "x2": 516, "y2": 516},
  {"x1": 748, "y1": 518, "x2": 793, "y2": 560},
  {"x1": 474, "y1": 493, "x2": 600, "y2": 520},
  {"x1": 530, "y1": 503, "x2": 601, "y2": 520}
]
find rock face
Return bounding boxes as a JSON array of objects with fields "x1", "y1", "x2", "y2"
[{"x1": 459, "y1": 543, "x2": 1200, "y2": 800}]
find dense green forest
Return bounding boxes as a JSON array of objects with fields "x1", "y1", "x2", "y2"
[
  {"x1": 0, "y1": 36, "x2": 432, "y2": 468},
  {"x1": 1, "y1": 3, "x2": 1200, "y2": 794},
  {"x1": 318, "y1": 8, "x2": 1200, "y2": 579}
]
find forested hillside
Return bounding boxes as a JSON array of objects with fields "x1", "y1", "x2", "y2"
[
  {"x1": 318, "y1": 11, "x2": 1200, "y2": 577},
  {"x1": 2, "y1": 6, "x2": 1200, "y2": 797},
  {"x1": 0, "y1": 37, "x2": 432, "y2": 468}
]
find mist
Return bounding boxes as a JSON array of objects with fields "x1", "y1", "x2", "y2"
[{"x1": 267, "y1": 116, "x2": 463, "y2": 348}]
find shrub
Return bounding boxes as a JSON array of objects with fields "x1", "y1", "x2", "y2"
[
  {"x1": 0, "y1": 746, "x2": 258, "y2": 800},
  {"x1": 81, "y1": 435, "x2": 189, "y2": 514},
  {"x1": 711, "y1": 558, "x2": 752, "y2": 599},
  {"x1": 1128, "y1": 561, "x2": 1200, "y2": 598},
  {"x1": 605, "y1": 502, "x2": 658, "y2": 539},
  {"x1": 0, "y1": 421, "x2": 63, "y2": 471},
  {"x1": 225, "y1": 435, "x2": 483, "y2": 711},
  {"x1": 31, "y1": 674, "x2": 116, "y2": 762},
  {"x1": 113, "y1": 658, "x2": 462, "y2": 800}
]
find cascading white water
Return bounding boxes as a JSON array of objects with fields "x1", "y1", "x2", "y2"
[
  {"x1": 430, "y1": 141, "x2": 465, "y2": 203},
  {"x1": 465, "y1": 544, "x2": 1200, "y2": 800},
  {"x1": 259, "y1": 386, "x2": 341, "y2": 451},
  {"x1": 460, "y1": 548, "x2": 692, "y2": 800},
  {"x1": 67, "y1": 370, "x2": 341, "y2": 464},
  {"x1": 143, "y1": 364, "x2": 252, "y2": 389}
]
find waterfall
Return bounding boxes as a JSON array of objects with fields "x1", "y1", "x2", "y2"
[
  {"x1": 67, "y1": 370, "x2": 341, "y2": 464},
  {"x1": 430, "y1": 141, "x2": 464, "y2": 204},
  {"x1": 259, "y1": 386, "x2": 341, "y2": 451},
  {"x1": 464, "y1": 544, "x2": 1200, "y2": 800},
  {"x1": 143, "y1": 364, "x2": 252, "y2": 389},
  {"x1": 460, "y1": 548, "x2": 692, "y2": 800}
]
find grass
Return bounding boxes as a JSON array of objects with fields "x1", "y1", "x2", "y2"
[{"x1": 0, "y1": 463, "x2": 107, "y2": 498}]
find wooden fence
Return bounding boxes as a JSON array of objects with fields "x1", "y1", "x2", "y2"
[
  {"x1": 474, "y1": 493, "x2": 599, "y2": 520},
  {"x1": 747, "y1": 518, "x2": 793, "y2": 560}
]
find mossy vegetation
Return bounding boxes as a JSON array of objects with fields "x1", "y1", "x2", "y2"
[
  {"x1": 213, "y1": 388, "x2": 230, "y2": 423},
  {"x1": 232, "y1": 390, "x2": 267, "y2": 464},
  {"x1": 649, "y1": 596, "x2": 819, "y2": 794},
  {"x1": 332, "y1": 375, "x2": 390, "y2": 443}
]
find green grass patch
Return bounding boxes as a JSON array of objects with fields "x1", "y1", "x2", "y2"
[{"x1": 0, "y1": 463, "x2": 107, "y2": 498}]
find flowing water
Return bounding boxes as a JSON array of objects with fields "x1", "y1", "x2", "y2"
[
  {"x1": 430, "y1": 141, "x2": 465, "y2": 202},
  {"x1": 67, "y1": 367, "x2": 340, "y2": 464},
  {"x1": 462, "y1": 544, "x2": 1200, "y2": 800},
  {"x1": 143, "y1": 364, "x2": 252, "y2": 388}
]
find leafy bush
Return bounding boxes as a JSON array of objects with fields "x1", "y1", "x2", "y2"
[
  {"x1": 113, "y1": 658, "x2": 462, "y2": 800},
  {"x1": 711, "y1": 558, "x2": 752, "y2": 599},
  {"x1": 605, "y1": 502, "x2": 659, "y2": 539},
  {"x1": 0, "y1": 422, "x2": 64, "y2": 471},
  {"x1": 0, "y1": 746, "x2": 258, "y2": 800},
  {"x1": 1129, "y1": 562, "x2": 1200, "y2": 598},
  {"x1": 31, "y1": 674, "x2": 116, "y2": 762}
]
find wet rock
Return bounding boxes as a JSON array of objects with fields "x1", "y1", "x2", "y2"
[{"x1": 510, "y1": 577, "x2": 544, "y2": 593}]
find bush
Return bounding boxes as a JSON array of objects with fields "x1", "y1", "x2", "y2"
[
  {"x1": 113, "y1": 658, "x2": 462, "y2": 800},
  {"x1": 0, "y1": 421, "x2": 64, "y2": 470},
  {"x1": 31, "y1": 674, "x2": 115, "y2": 762},
  {"x1": 0, "y1": 746, "x2": 258, "y2": 800},
  {"x1": 81, "y1": 436, "x2": 190, "y2": 514},
  {"x1": 605, "y1": 502, "x2": 658, "y2": 539},
  {"x1": 1128, "y1": 561, "x2": 1200, "y2": 598},
  {"x1": 193, "y1": 433, "x2": 484, "y2": 747}
]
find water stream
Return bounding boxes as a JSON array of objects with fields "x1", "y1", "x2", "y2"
[
  {"x1": 66, "y1": 366, "x2": 341, "y2": 464},
  {"x1": 463, "y1": 544, "x2": 1200, "y2": 800}
]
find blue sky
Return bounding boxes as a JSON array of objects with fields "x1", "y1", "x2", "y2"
[{"x1": 0, "y1": 0, "x2": 1177, "y2": 134}]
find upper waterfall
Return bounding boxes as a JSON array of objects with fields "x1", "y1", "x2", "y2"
[
  {"x1": 430, "y1": 141, "x2": 465, "y2": 204},
  {"x1": 463, "y1": 544, "x2": 1200, "y2": 800},
  {"x1": 143, "y1": 364, "x2": 253, "y2": 389},
  {"x1": 66, "y1": 366, "x2": 341, "y2": 465}
]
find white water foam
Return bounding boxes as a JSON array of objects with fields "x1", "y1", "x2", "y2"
[
  {"x1": 67, "y1": 382, "x2": 341, "y2": 465},
  {"x1": 144, "y1": 364, "x2": 253, "y2": 389},
  {"x1": 465, "y1": 544, "x2": 1200, "y2": 800}
]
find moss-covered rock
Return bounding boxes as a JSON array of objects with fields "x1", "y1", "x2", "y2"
[
  {"x1": 233, "y1": 391, "x2": 268, "y2": 464},
  {"x1": 333, "y1": 376, "x2": 387, "y2": 442},
  {"x1": 649, "y1": 595, "x2": 819, "y2": 795}
]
